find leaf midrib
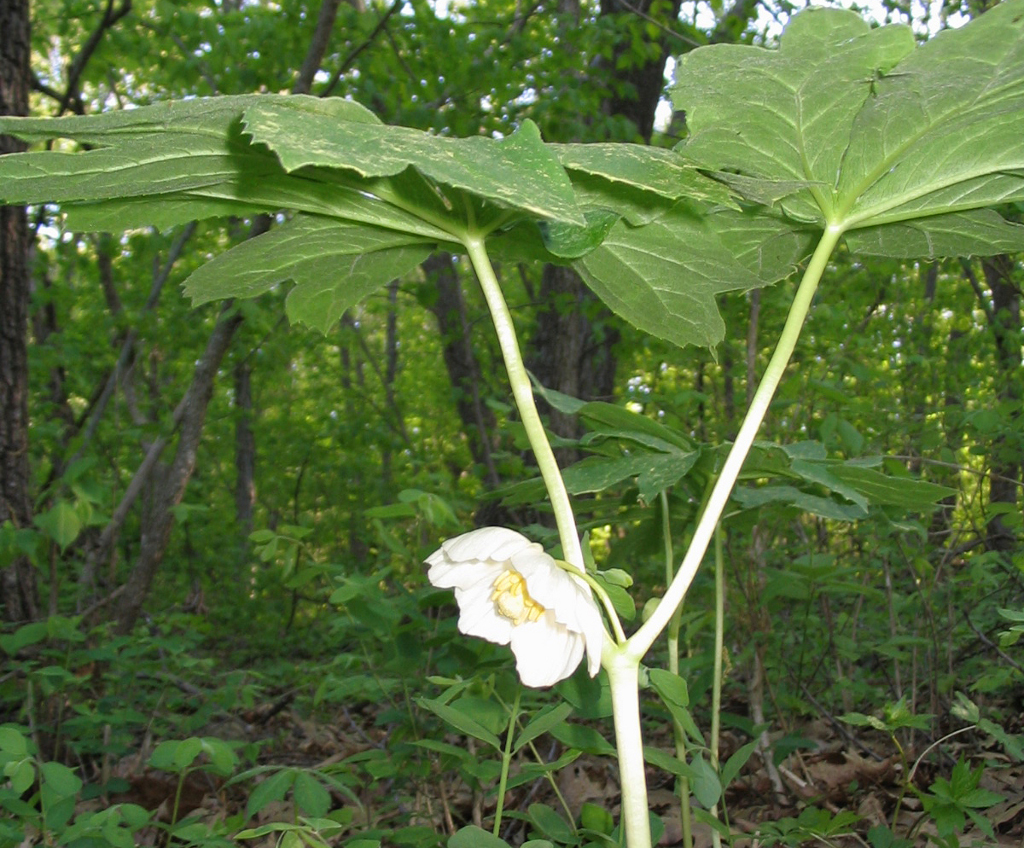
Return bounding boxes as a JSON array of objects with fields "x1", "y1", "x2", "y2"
[
  {"x1": 842, "y1": 166, "x2": 1024, "y2": 231},
  {"x1": 831, "y1": 71, "x2": 1017, "y2": 230}
]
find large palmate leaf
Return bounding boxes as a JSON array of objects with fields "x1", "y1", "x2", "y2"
[
  {"x1": 0, "y1": 96, "x2": 374, "y2": 205},
  {"x1": 554, "y1": 143, "x2": 735, "y2": 217},
  {"x1": 672, "y1": 1, "x2": 1024, "y2": 257},
  {"x1": 0, "y1": 94, "x2": 590, "y2": 331},
  {"x1": 567, "y1": 3, "x2": 1024, "y2": 350},
  {"x1": 3, "y1": 2, "x2": 1023, "y2": 351},
  {"x1": 0, "y1": 90, "x2": 777, "y2": 348}
]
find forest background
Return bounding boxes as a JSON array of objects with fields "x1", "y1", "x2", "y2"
[{"x1": 0, "y1": 0, "x2": 1022, "y2": 845}]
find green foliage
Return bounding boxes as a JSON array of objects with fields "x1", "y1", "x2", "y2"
[
  {"x1": 0, "y1": 723, "x2": 152, "y2": 848},
  {"x1": 996, "y1": 606, "x2": 1024, "y2": 648},
  {"x1": 4, "y1": 3, "x2": 1021, "y2": 353},
  {"x1": 755, "y1": 806, "x2": 862, "y2": 847},
  {"x1": 673, "y1": 4, "x2": 1024, "y2": 256},
  {"x1": 1, "y1": 1, "x2": 1022, "y2": 846},
  {"x1": 914, "y1": 758, "x2": 1004, "y2": 841},
  {"x1": 841, "y1": 696, "x2": 933, "y2": 734}
]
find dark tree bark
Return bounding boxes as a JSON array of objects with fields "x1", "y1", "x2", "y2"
[
  {"x1": 114, "y1": 305, "x2": 244, "y2": 634},
  {"x1": 423, "y1": 253, "x2": 501, "y2": 487},
  {"x1": 528, "y1": 264, "x2": 620, "y2": 466},
  {"x1": 295, "y1": 0, "x2": 344, "y2": 93},
  {"x1": 0, "y1": 0, "x2": 39, "y2": 624},
  {"x1": 598, "y1": 0, "x2": 684, "y2": 142}
]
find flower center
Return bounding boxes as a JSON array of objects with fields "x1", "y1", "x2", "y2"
[{"x1": 492, "y1": 570, "x2": 545, "y2": 626}]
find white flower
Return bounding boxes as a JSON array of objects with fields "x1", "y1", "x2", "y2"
[{"x1": 426, "y1": 527, "x2": 605, "y2": 688}]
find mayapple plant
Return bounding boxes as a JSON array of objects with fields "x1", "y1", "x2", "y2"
[{"x1": 2, "y1": 3, "x2": 1024, "y2": 845}]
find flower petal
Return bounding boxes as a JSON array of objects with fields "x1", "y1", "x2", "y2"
[
  {"x1": 512, "y1": 548, "x2": 563, "y2": 605},
  {"x1": 453, "y1": 575, "x2": 513, "y2": 644},
  {"x1": 510, "y1": 618, "x2": 584, "y2": 688},
  {"x1": 457, "y1": 600, "x2": 513, "y2": 644},
  {"x1": 427, "y1": 557, "x2": 503, "y2": 593},
  {"x1": 527, "y1": 566, "x2": 604, "y2": 679},
  {"x1": 440, "y1": 527, "x2": 536, "y2": 564}
]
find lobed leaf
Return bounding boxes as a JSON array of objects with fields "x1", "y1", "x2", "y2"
[
  {"x1": 672, "y1": 2, "x2": 1024, "y2": 256},
  {"x1": 554, "y1": 142, "x2": 735, "y2": 205}
]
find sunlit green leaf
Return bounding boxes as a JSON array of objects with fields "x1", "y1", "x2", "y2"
[{"x1": 672, "y1": 3, "x2": 1024, "y2": 256}]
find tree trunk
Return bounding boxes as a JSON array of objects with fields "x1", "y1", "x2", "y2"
[
  {"x1": 114, "y1": 305, "x2": 244, "y2": 634},
  {"x1": 0, "y1": 0, "x2": 39, "y2": 624},
  {"x1": 528, "y1": 264, "x2": 619, "y2": 466},
  {"x1": 424, "y1": 253, "x2": 501, "y2": 487},
  {"x1": 598, "y1": 0, "x2": 684, "y2": 142}
]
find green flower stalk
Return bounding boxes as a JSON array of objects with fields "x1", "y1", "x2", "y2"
[
  {"x1": 464, "y1": 233, "x2": 584, "y2": 569},
  {"x1": 426, "y1": 223, "x2": 840, "y2": 847}
]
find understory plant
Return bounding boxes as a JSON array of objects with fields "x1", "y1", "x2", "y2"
[{"x1": 2, "y1": 4, "x2": 1023, "y2": 845}]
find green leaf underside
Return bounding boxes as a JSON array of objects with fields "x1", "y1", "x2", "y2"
[
  {"x1": 563, "y1": 451, "x2": 698, "y2": 504},
  {"x1": 844, "y1": 210, "x2": 1024, "y2": 259},
  {"x1": 574, "y1": 205, "x2": 816, "y2": 350},
  {"x1": 672, "y1": 2, "x2": 1024, "y2": 256},
  {"x1": 0, "y1": 94, "x2": 379, "y2": 142},
  {"x1": 827, "y1": 464, "x2": 955, "y2": 509},
  {"x1": 0, "y1": 93, "x2": 588, "y2": 243},
  {"x1": 0, "y1": 129, "x2": 276, "y2": 206},
  {"x1": 538, "y1": 210, "x2": 620, "y2": 259},
  {"x1": 2, "y1": 5, "x2": 1022, "y2": 355},
  {"x1": 554, "y1": 143, "x2": 735, "y2": 205},
  {"x1": 63, "y1": 196, "x2": 268, "y2": 232},
  {"x1": 241, "y1": 101, "x2": 585, "y2": 226},
  {"x1": 735, "y1": 457, "x2": 954, "y2": 519},
  {"x1": 577, "y1": 401, "x2": 693, "y2": 451},
  {"x1": 733, "y1": 485, "x2": 866, "y2": 521},
  {"x1": 182, "y1": 215, "x2": 432, "y2": 332},
  {"x1": 0, "y1": 95, "x2": 371, "y2": 204}
]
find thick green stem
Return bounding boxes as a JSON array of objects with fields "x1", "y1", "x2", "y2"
[
  {"x1": 606, "y1": 655, "x2": 651, "y2": 848},
  {"x1": 624, "y1": 225, "x2": 842, "y2": 663},
  {"x1": 464, "y1": 235, "x2": 584, "y2": 568}
]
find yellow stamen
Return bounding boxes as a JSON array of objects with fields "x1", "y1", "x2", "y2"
[{"x1": 492, "y1": 570, "x2": 545, "y2": 625}]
